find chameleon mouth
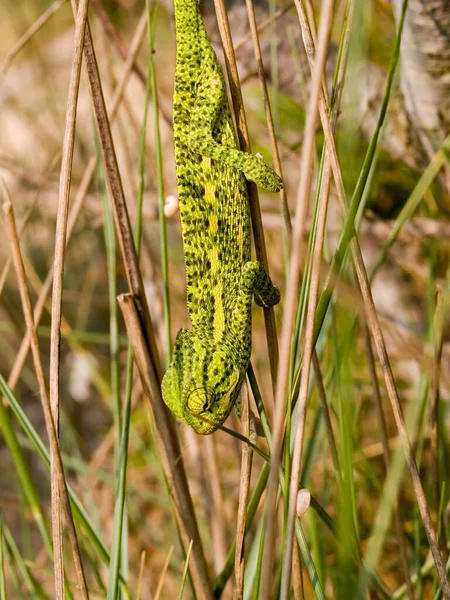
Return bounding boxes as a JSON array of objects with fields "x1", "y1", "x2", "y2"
[{"x1": 186, "y1": 386, "x2": 216, "y2": 415}]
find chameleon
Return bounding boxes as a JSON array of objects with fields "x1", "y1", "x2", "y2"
[{"x1": 161, "y1": 0, "x2": 283, "y2": 435}]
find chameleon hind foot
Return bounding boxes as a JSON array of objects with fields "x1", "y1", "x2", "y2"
[
  {"x1": 242, "y1": 153, "x2": 283, "y2": 193},
  {"x1": 242, "y1": 261, "x2": 281, "y2": 308}
]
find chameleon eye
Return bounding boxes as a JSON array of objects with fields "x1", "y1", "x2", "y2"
[{"x1": 187, "y1": 387, "x2": 214, "y2": 415}]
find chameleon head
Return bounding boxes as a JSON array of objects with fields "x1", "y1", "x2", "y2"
[{"x1": 161, "y1": 328, "x2": 244, "y2": 434}]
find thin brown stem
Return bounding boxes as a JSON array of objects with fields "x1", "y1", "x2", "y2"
[
  {"x1": 244, "y1": 0, "x2": 292, "y2": 238},
  {"x1": 312, "y1": 352, "x2": 340, "y2": 473},
  {"x1": 136, "y1": 550, "x2": 148, "y2": 600},
  {"x1": 362, "y1": 322, "x2": 414, "y2": 600},
  {"x1": 1, "y1": 190, "x2": 89, "y2": 599},
  {"x1": 7, "y1": 8, "x2": 148, "y2": 393},
  {"x1": 89, "y1": 0, "x2": 173, "y2": 126},
  {"x1": 154, "y1": 545, "x2": 174, "y2": 600},
  {"x1": 0, "y1": 0, "x2": 67, "y2": 90},
  {"x1": 48, "y1": 0, "x2": 90, "y2": 594},
  {"x1": 278, "y1": 4, "x2": 335, "y2": 595},
  {"x1": 213, "y1": 0, "x2": 280, "y2": 397},
  {"x1": 203, "y1": 435, "x2": 228, "y2": 572},
  {"x1": 294, "y1": 1, "x2": 450, "y2": 593},
  {"x1": 430, "y1": 284, "x2": 448, "y2": 560},
  {"x1": 262, "y1": 1, "x2": 334, "y2": 595},
  {"x1": 234, "y1": 385, "x2": 254, "y2": 600},
  {"x1": 74, "y1": 0, "x2": 162, "y2": 381},
  {"x1": 72, "y1": 2, "x2": 213, "y2": 592},
  {"x1": 118, "y1": 294, "x2": 213, "y2": 599},
  {"x1": 0, "y1": 192, "x2": 42, "y2": 298},
  {"x1": 292, "y1": 542, "x2": 304, "y2": 600},
  {"x1": 234, "y1": 3, "x2": 295, "y2": 52}
]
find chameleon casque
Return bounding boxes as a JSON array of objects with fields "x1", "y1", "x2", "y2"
[{"x1": 161, "y1": 0, "x2": 283, "y2": 435}]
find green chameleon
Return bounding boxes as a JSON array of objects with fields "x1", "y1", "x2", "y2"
[{"x1": 162, "y1": 0, "x2": 282, "y2": 435}]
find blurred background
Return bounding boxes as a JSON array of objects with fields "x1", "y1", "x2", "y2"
[{"x1": 1, "y1": 0, "x2": 450, "y2": 598}]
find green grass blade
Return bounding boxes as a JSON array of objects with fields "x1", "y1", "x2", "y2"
[
  {"x1": 370, "y1": 132, "x2": 450, "y2": 281},
  {"x1": 0, "y1": 523, "x2": 6, "y2": 600},
  {"x1": 0, "y1": 513, "x2": 48, "y2": 600},
  {"x1": 146, "y1": 0, "x2": 172, "y2": 364},
  {"x1": 0, "y1": 374, "x2": 131, "y2": 594},
  {"x1": 0, "y1": 383, "x2": 52, "y2": 556},
  {"x1": 178, "y1": 540, "x2": 193, "y2": 599}
]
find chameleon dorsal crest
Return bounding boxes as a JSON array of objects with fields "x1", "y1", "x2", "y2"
[{"x1": 162, "y1": 0, "x2": 282, "y2": 434}]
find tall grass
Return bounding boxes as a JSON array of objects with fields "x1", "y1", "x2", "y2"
[{"x1": 0, "y1": 0, "x2": 449, "y2": 598}]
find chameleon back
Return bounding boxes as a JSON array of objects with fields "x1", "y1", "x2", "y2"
[{"x1": 172, "y1": 0, "x2": 251, "y2": 336}]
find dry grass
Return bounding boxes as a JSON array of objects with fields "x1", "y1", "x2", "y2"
[{"x1": 0, "y1": 1, "x2": 450, "y2": 599}]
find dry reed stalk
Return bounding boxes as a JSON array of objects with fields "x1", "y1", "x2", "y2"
[
  {"x1": 203, "y1": 435, "x2": 229, "y2": 573},
  {"x1": 362, "y1": 322, "x2": 414, "y2": 599},
  {"x1": 0, "y1": 195, "x2": 42, "y2": 297},
  {"x1": 213, "y1": 0, "x2": 280, "y2": 396},
  {"x1": 0, "y1": 0, "x2": 67, "y2": 89},
  {"x1": 430, "y1": 285, "x2": 448, "y2": 559},
  {"x1": 72, "y1": 2, "x2": 162, "y2": 382},
  {"x1": 89, "y1": 0, "x2": 173, "y2": 127},
  {"x1": 312, "y1": 353, "x2": 339, "y2": 472},
  {"x1": 295, "y1": 0, "x2": 450, "y2": 592},
  {"x1": 7, "y1": 7, "x2": 147, "y2": 392},
  {"x1": 244, "y1": 0, "x2": 292, "y2": 238},
  {"x1": 235, "y1": 3, "x2": 295, "y2": 52},
  {"x1": 70, "y1": 1, "x2": 213, "y2": 591},
  {"x1": 234, "y1": 386, "x2": 254, "y2": 600},
  {"x1": 48, "y1": 0, "x2": 90, "y2": 594},
  {"x1": 261, "y1": 1, "x2": 335, "y2": 595},
  {"x1": 280, "y1": 1, "x2": 355, "y2": 590},
  {"x1": 154, "y1": 545, "x2": 174, "y2": 600},
  {"x1": 0, "y1": 152, "x2": 61, "y2": 300},
  {"x1": 118, "y1": 293, "x2": 213, "y2": 599},
  {"x1": 1, "y1": 190, "x2": 89, "y2": 599},
  {"x1": 7, "y1": 159, "x2": 94, "y2": 391},
  {"x1": 292, "y1": 543, "x2": 304, "y2": 600},
  {"x1": 136, "y1": 550, "x2": 148, "y2": 600},
  {"x1": 277, "y1": 3, "x2": 335, "y2": 595}
]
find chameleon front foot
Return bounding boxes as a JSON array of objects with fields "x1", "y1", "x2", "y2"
[
  {"x1": 242, "y1": 261, "x2": 281, "y2": 308},
  {"x1": 243, "y1": 153, "x2": 283, "y2": 193}
]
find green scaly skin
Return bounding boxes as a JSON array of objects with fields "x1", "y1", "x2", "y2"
[{"x1": 162, "y1": 0, "x2": 282, "y2": 435}]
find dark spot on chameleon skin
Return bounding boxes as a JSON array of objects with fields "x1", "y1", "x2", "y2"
[
  {"x1": 206, "y1": 260, "x2": 211, "y2": 269},
  {"x1": 217, "y1": 219, "x2": 222, "y2": 227},
  {"x1": 204, "y1": 218, "x2": 209, "y2": 227}
]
